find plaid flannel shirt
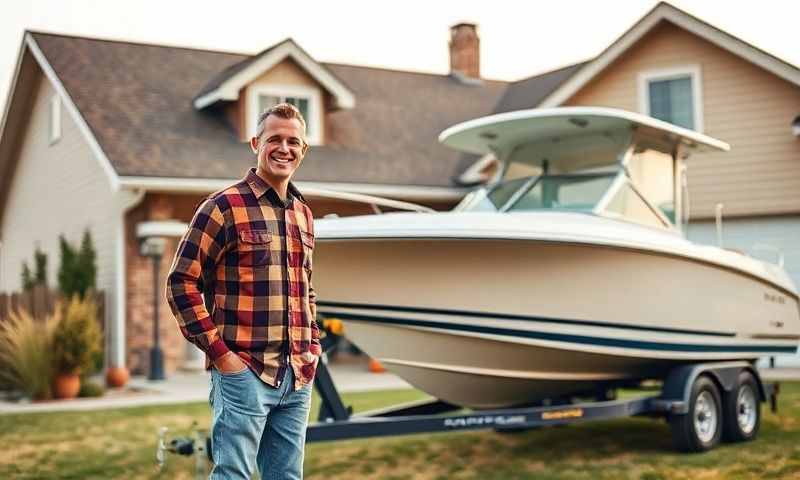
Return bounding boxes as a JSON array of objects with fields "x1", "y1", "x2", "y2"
[{"x1": 166, "y1": 168, "x2": 321, "y2": 390}]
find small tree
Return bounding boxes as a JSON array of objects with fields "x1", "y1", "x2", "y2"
[
  {"x1": 77, "y1": 230, "x2": 97, "y2": 297},
  {"x1": 34, "y1": 247, "x2": 48, "y2": 287},
  {"x1": 21, "y1": 262, "x2": 34, "y2": 291},
  {"x1": 20, "y1": 247, "x2": 48, "y2": 291},
  {"x1": 57, "y1": 235, "x2": 77, "y2": 296},
  {"x1": 58, "y1": 230, "x2": 97, "y2": 299}
]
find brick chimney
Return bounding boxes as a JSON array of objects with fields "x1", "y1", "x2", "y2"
[{"x1": 449, "y1": 23, "x2": 480, "y2": 80}]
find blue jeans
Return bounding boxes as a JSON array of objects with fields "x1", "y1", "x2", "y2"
[{"x1": 209, "y1": 365, "x2": 312, "y2": 480}]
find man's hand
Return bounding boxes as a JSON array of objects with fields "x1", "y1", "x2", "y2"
[{"x1": 214, "y1": 352, "x2": 248, "y2": 374}]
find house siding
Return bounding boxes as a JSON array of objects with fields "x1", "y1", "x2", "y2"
[
  {"x1": 564, "y1": 21, "x2": 800, "y2": 219},
  {"x1": 0, "y1": 76, "x2": 117, "y2": 301}
]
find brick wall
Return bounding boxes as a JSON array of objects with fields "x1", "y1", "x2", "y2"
[{"x1": 125, "y1": 193, "x2": 204, "y2": 374}]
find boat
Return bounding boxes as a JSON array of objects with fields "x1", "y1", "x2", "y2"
[{"x1": 311, "y1": 107, "x2": 800, "y2": 409}]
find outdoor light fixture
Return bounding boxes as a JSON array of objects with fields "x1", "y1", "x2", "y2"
[
  {"x1": 139, "y1": 235, "x2": 167, "y2": 381},
  {"x1": 792, "y1": 115, "x2": 800, "y2": 137}
]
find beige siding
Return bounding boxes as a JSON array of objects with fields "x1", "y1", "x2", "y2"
[
  {"x1": 564, "y1": 21, "x2": 800, "y2": 219},
  {"x1": 0, "y1": 77, "x2": 117, "y2": 296}
]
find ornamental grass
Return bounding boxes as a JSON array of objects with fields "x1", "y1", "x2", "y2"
[{"x1": 0, "y1": 307, "x2": 60, "y2": 400}]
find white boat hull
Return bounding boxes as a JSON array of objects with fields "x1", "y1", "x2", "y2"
[{"x1": 314, "y1": 232, "x2": 800, "y2": 408}]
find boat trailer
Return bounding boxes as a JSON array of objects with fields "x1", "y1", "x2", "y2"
[{"x1": 157, "y1": 339, "x2": 778, "y2": 474}]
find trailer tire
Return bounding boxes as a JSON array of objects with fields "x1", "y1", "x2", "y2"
[
  {"x1": 670, "y1": 375, "x2": 722, "y2": 452},
  {"x1": 722, "y1": 370, "x2": 761, "y2": 443}
]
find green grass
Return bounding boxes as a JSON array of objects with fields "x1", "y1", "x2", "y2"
[{"x1": 2, "y1": 383, "x2": 800, "y2": 479}]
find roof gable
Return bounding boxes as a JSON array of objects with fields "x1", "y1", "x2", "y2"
[
  {"x1": 539, "y1": 1, "x2": 800, "y2": 108},
  {"x1": 193, "y1": 38, "x2": 355, "y2": 110}
]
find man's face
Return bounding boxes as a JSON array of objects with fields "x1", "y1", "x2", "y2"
[{"x1": 250, "y1": 115, "x2": 308, "y2": 183}]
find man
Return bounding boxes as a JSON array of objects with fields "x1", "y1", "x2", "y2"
[{"x1": 166, "y1": 103, "x2": 321, "y2": 480}]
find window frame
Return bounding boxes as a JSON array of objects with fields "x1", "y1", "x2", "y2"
[
  {"x1": 637, "y1": 65, "x2": 704, "y2": 132},
  {"x1": 246, "y1": 83, "x2": 322, "y2": 145},
  {"x1": 49, "y1": 94, "x2": 61, "y2": 145}
]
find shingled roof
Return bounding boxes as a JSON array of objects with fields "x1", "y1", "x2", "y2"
[
  {"x1": 27, "y1": 32, "x2": 581, "y2": 188},
  {"x1": 493, "y1": 63, "x2": 586, "y2": 113}
]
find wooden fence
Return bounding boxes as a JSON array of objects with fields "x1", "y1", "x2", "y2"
[{"x1": 0, "y1": 286, "x2": 105, "y2": 326}]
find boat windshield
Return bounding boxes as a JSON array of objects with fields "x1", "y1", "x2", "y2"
[
  {"x1": 461, "y1": 172, "x2": 617, "y2": 212},
  {"x1": 459, "y1": 131, "x2": 625, "y2": 213},
  {"x1": 450, "y1": 119, "x2": 681, "y2": 232}
]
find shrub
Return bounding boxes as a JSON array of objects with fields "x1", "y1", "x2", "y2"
[
  {"x1": 78, "y1": 380, "x2": 105, "y2": 398},
  {"x1": 52, "y1": 296, "x2": 103, "y2": 375},
  {"x1": 0, "y1": 308, "x2": 59, "y2": 400}
]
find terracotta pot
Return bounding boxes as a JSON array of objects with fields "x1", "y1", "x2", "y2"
[
  {"x1": 368, "y1": 358, "x2": 386, "y2": 373},
  {"x1": 54, "y1": 372, "x2": 81, "y2": 399},
  {"x1": 105, "y1": 366, "x2": 130, "y2": 388}
]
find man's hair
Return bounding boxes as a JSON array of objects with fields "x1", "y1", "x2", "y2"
[{"x1": 255, "y1": 103, "x2": 307, "y2": 143}]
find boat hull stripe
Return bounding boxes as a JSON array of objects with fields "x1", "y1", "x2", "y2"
[
  {"x1": 317, "y1": 301, "x2": 736, "y2": 338},
  {"x1": 320, "y1": 311, "x2": 797, "y2": 354}
]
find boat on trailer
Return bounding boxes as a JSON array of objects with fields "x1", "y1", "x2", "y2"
[
  {"x1": 158, "y1": 109, "x2": 799, "y2": 464},
  {"x1": 312, "y1": 107, "x2": 800, "y2": 409}
]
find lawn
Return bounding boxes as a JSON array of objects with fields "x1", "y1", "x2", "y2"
[{"x1": 2, "y1": 383, "x2": 800, "y2": 479}]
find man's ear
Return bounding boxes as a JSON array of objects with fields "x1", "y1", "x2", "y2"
[
  {"x1": 249, "y1": 136, "x2": 259, "y2": 154},
  {"x1": 301, "y1": 142, "x2": 310, "y2": 156}
]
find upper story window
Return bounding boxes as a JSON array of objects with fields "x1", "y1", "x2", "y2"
[
  {"x1": 49, "y1": 95, "x2": 61, "y2": 144},
  {"x1": 638, "y1": 65, "x2": 703, "y2": 132},
  {"x1": 247, "y1": 84, "x2": 322, "y2": 145}
]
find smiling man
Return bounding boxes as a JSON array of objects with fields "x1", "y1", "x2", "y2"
[{"x1": 166, "y1": 103, "x2": 321, "y2": 480}]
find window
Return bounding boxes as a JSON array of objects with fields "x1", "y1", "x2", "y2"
[
  {"x1": 639, "y1": 66, "x2": 703, "y2": 132},
  {"x1": 247, "y1": 85, "x2": 322, "y2": 144},
  {"x1": 49, "y1": 95, "x2": 61, "y2": 144},
  {"x1": 258, "y1": 95, "x2": 310, "y2": 126}
]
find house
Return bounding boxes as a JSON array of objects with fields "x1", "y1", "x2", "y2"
[{"x1": 0, "y1": 2, "x2": 798, "y2": 375}]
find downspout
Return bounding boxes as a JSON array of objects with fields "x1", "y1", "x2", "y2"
[{"x1": 110, "y1": 188, "x2": 146, "y2": 368}]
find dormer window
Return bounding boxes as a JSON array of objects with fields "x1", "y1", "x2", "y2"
[{"x1": 247, "y1": 84, "x2": 322, "y2": 145}]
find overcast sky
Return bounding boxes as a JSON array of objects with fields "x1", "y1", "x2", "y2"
[{"x1": 1, "y1": 0, "x2": 798, "y2": 115}]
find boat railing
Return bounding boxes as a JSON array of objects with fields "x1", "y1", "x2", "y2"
[
  {"x1": 304, "y1": 187, "x2": 436, "y2": 215},
  {"x1": 751, "y1": 243, "x2": 785, "y2": 268}
]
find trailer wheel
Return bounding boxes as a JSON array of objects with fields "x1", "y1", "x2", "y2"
[
  {"x1": 722, "y1": 370, "x2": 761, "y2": 443},
  {"x1": 670, "y1": 375, "x2": 722, "y2": 452}
]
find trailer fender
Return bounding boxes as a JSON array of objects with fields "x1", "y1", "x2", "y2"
[{"x1": 660, "y1": 362, "x2": 756, "y2": 415}]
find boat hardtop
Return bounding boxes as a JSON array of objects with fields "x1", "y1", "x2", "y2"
[{"x1": 439, "y1": 106, "x2": 730, "y2": 156}]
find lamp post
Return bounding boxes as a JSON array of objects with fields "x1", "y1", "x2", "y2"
[{"x1": 141, "y1": 236, "x2": 167, "y2": 380}]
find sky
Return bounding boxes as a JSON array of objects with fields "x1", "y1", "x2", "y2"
[{"x1": 1, "y1": 0, "x2": 799, "y2": 116}]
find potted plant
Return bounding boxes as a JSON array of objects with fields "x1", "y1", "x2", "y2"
[{"x1": 51, "y1": 296, "x2": 103, "y2": 399}]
